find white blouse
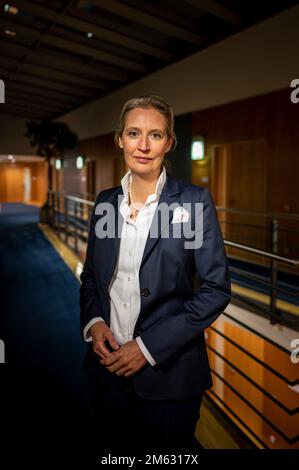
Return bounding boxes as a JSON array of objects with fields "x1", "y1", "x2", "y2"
[{"x1": 83, "y1": 165, "x2": 167, "y2": 367}]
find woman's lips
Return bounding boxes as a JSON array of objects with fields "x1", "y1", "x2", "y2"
[{"x1": 134, "y1": 157, "x2": 152, "y2": 164}]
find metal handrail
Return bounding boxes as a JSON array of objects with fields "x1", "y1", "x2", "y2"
[
  {"x1": 46, "y1": 191, "x2": 299, "y2": 327},
  {"x1": 216, "y1": 206, "x2": 299, "y2": 221},
  {"x1": 224, "y1": 240, "x2": 299, "y2": 265},
  {"x1": 49, "y1": 189, "x2": 94, "y2": 196},
  {"x1": 66, "y1": 195, "x2": 94, "y2": 206},
  {"x1": 229, "y1": 267, "x2": 299, "y2": 297}
]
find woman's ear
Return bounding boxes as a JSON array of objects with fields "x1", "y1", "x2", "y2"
[
  {"x1": 165, "y1": 136, "x2": 174, "y2": 154},
  {"x1": 118, "y1": 136, "x2": 123, "y2": 149}
]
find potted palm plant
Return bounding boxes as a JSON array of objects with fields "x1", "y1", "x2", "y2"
[{"x1": 25, "y1": 120, "x2": 78, "y2": 221}]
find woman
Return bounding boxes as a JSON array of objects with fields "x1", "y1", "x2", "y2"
[{"x1": 80, "y1": 95, "x2": 231, "y2": 455}]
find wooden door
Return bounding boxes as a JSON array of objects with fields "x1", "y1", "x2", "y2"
[
  {"x1": 212, "y1": 140, "x2": 267, "y2": 258},
  {"x1": 5, "y1": 166, "x2": 24, "y2": 202}
]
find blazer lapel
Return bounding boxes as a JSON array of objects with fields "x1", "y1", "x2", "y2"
[
  {"x1": 104, "y1": 173, "x2": 181, "y2": 284},
  {"x1": 140, "y1": 173, "x2": 181, "y2": 269},
  {"x1": 103, "y1": 188, "x2": 124, "y2": 288}
]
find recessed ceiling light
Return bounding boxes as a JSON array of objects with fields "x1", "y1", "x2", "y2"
[
  {"x1": 4, "y1": 29, "x2": 16, "y2": 37},
  {"x1": 86, "y1": 31, "x2": 93, "y2": 38},
  {"x1": 3, "y1": 3, "x2": 19, "y2": 15}
]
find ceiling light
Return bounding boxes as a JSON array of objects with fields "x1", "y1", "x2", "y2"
[
  {"x1": 8, "y1": 154, "x2": 14, "y2": 160},
  {"x1": 4, "y1": 29, "x2": 16, "y2": 37},
  {"x1": 86, "y1": 31, "x2": 93, "y2": 38},
  {"x1": 3, "y1": 3, "x2": 19, "y2": 15}
]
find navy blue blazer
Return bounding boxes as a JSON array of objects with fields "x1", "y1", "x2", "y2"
[{"x1": 80, "y1": 172, "x2": 231, "y2": 400}]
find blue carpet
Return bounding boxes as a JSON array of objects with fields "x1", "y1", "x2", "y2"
[
  {"x1": 0, "y1": 204, "x2": 95, "y2": 465},
  {"x1": 0, "y1": 202, "x2": 40, "y2": 228}
]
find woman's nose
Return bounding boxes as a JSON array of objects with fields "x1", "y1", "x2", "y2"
[{"x1": 138, "y1": 136, "x2": 150, "y2": 152}]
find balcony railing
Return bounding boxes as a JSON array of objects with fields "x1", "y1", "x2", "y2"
[
  {"x1": 46, "y1": 191, "x2": 299, "y2": 328},
  {"x1": 45, "y1": 191, "x2": 299, "y2": 448}
]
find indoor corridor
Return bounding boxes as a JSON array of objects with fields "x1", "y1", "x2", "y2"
[
  {"x1": 1, "y1": 2, "x2": 299, "y2": 463},
  {"x1": 2, "y1": 199, "x2": 297, "y2": 458},
  {"x1": 0, "y1": 202, "x2": 95, "y2": 464}
]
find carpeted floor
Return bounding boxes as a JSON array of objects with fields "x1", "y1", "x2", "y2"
[{"x1": 0, "y1": 204, "x2": 96, "y2": 465}]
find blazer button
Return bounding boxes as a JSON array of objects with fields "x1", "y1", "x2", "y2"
[{"x1": 141, "y1": 287, "x2": 150, "y2": 297}]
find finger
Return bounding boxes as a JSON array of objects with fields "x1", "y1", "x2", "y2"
[
  {"x1": 122, "y1": 359, "x2": 143, "y2": 376},
  {"x1": 124, "y1": 370, "x2": 134, "y2": 377},
  {"x1": 108, "y1": 338, "x2": 120, "y2": 351},
  {"x1": 94, "y1": 341, "x2": 111, "y2": 358},
  {"x1": 106, "y1": 359, "x2": 125, "y2": 373},
  {"x1": 93, "y1": 344, "x2": 102, "y2": 357},
  {"x1": 100, "y1": 353, "x2": 120, "y2": 367},
  {"x1": 116, "y1": 366, "x2": 131, "y2": 376},
  {"x1": 104, "y1": 359, "x2": 121, "y2": 371},
  {"x1": 105, "y1": 332, "x2": 120, "y2": 351}
]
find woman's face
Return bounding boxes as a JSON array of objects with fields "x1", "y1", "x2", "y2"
[{"x1": 118, "y1": 107, "x2": 173, "y2": 176}]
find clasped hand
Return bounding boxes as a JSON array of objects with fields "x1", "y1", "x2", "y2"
[{"x1": 90, "y1": 321, "x2": 147, "y2": 377}]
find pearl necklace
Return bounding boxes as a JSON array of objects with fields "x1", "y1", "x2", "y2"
[{"x1": 128, "y1": 180, "x2": 145, "y2": 212}]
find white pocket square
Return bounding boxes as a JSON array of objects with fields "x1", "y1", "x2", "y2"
[{"x1": 172, "y1": 206, "x2": 190, "y2": 223}]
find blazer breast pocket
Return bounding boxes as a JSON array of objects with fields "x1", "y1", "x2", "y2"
[{"x1": 171, "y1": 206, "x2": 190, "y2": 224}]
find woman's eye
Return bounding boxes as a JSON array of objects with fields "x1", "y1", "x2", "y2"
[
  {"x1": 128, "y1": 131, "x2": 139, "y2": 137},
  {"x1": 151, "y1": 133, "x2": 162, "y2": 139}
]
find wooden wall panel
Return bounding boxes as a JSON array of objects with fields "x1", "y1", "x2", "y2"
[
  {"x1": 0, "y1": 162, "x2": 47, "y2": 205},
  {"x1": 193, "y1": 88, "x2": 299, "y2": 257},
  {"x1": 192, "y1": 88, "x2": 299, "y2": 213},
  {"x1": 4, "y1": 166, "x2": 24, "y2": 202},
  {"x1": 79, "y1": 133, "x2": 124, "y2": 196}
]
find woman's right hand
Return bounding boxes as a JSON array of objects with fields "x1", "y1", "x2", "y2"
[{"x1": 90, "y1": 321, "x2": 120, "y2": 359}]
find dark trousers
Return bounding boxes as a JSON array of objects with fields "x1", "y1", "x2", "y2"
[{"x1": 88, "y1": 372, "x2": 202, "y2": 455}]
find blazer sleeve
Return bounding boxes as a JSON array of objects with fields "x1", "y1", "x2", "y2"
[
  {"x1": 79, "y1": 191, "x2": 104, "y2": 339},
  {"x1": 139, "y1": 188, "x2": 231, "y2": 365}
]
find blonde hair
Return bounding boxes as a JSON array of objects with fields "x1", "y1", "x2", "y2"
[{"x1": 114, "y1": 95, "x2": 177, "y2": 153}]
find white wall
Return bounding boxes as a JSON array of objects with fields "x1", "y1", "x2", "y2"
[{"x1": 59, "y1": 5, "x2": 299, "y2": 140}]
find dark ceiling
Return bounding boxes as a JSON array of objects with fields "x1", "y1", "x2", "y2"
[{"x1": 0, "y1": 0, "x2": 297, "y2": 120}]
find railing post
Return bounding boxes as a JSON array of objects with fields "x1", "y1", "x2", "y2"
[
  {"x1": 64, "y1": 196, "x2": 69, "y2": 245},
  {"x1": 47, "y1": 192, "x2": 51, "y2": 226},
  {"x1": 57, "y1": 193, "x2": 61, "y2": 239},
  {"x1": 50, "y1": 192, "x2": 55, "y2": 228},
  {"x1": 54, "y1": 192, "x2": 58, "y2": 232},
  {"x1": 48, "y1": 192, "x2": 51, "y2": 226},
  {"x1": 74, "y1": 200, "x2": 78, "y2": 254},
  {"x1": 270, "y1": 218, "x2": 279, "y2": 324},
  {"x1": 46, "y1": 191, "x2": 51, "y2": 224}
]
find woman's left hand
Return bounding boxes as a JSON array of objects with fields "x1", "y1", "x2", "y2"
[{"x1": 100, "y1": 340, "x2": 148, "y2": 377}]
